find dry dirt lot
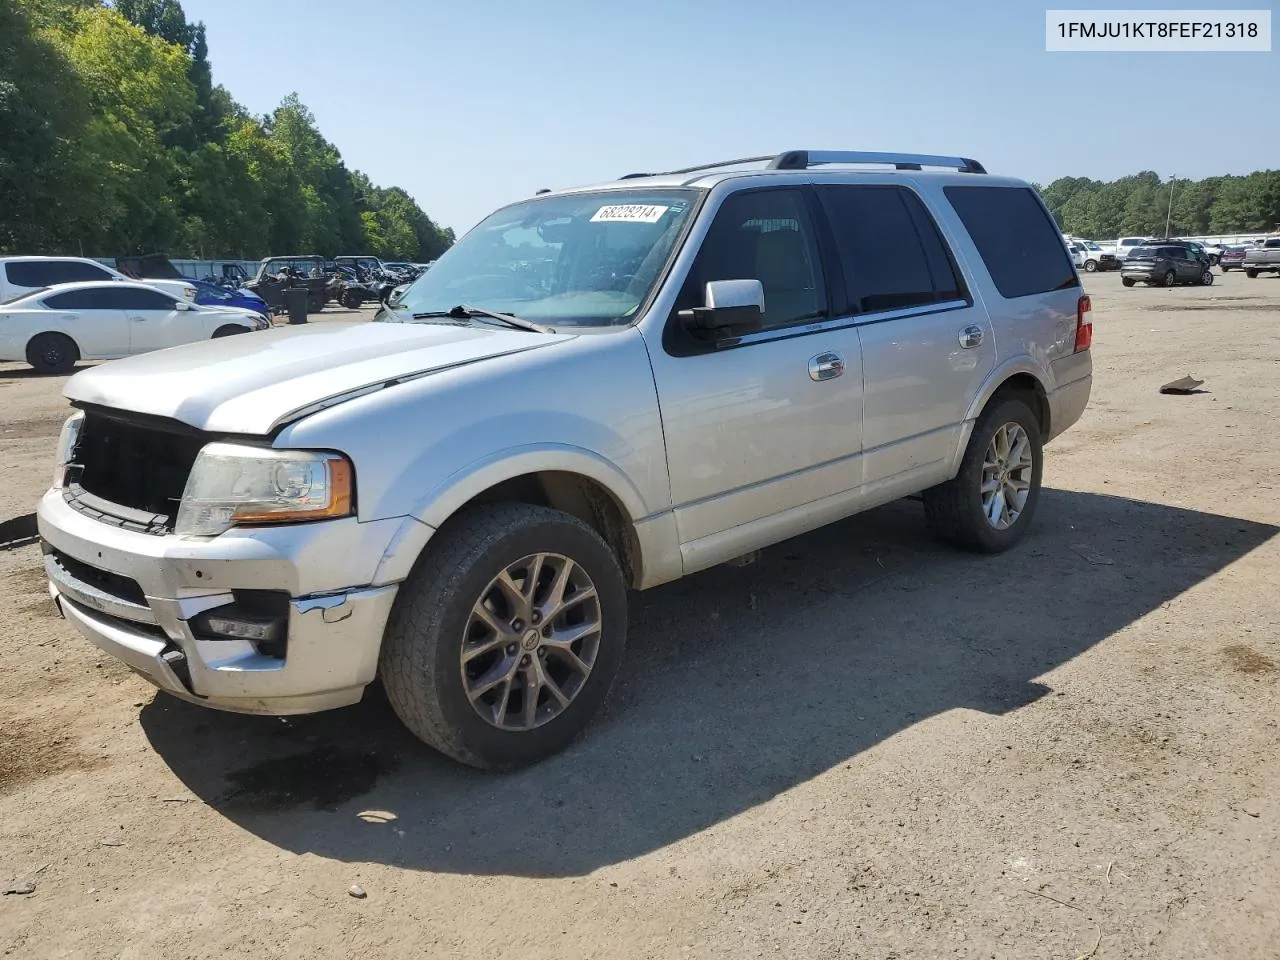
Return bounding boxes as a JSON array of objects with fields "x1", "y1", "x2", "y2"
[{"x1": 1, "y1": 277, "x2": 1278, "y2": 959}]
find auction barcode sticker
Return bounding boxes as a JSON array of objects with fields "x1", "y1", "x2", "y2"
[
  {"x1": 590, "y1": 204, "x2": 670, "y2": 224},
  {"x1": 1046, "y1": 9, "x2": 1271, "y2": 51}
]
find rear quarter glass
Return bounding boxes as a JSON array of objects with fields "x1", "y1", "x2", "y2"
[{"x1": 943, "y1": 184, "x2": 1080, "y2": 366}]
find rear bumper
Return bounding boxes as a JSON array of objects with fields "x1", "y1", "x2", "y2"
[
  {"x1": 37, "y1": 489, "x2": 401, "y2": 715},
  {"x1": 1047, "y1": 352, "x2": 1092, "y2": 442}
]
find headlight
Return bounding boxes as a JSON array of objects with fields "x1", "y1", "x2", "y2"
[
  {"x1": 52, "y1": 411, "x2": 85, "y2": 488},
  {"x1": 174, "y1": 443, "x2": 354, "y2": 536},
  {"x1": 183, "y1": 286, "x2": 197, "y2": 300}
]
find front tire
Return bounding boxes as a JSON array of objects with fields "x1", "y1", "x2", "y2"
[
  {"x1": 212, "y1": 325, "x2": 248, "y2": 338},
  {"x1": 923, "y1": 397, "x2": 1044, "y2": 553},
  {"x1": 25, "y1": 332, "x2": 78, "y2": 374},
  {"x1": 379, "y1": 503, "x2": 628, "y2": 770}
]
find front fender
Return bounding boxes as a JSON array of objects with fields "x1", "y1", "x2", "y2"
[{"x1": 370, "y1": 444, "x2": 654, "y2": 586}]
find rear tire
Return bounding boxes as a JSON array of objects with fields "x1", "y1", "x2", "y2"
[
  {"x1": 1245, "y1": 269, "x2": 1259, "y2": 279},
  {"x1": 1163, "y1": 270, "x2": 1177, "y2": 287},
  {"x1": 25, "y1": 333, "x2": 78, "y2": 375},
  {"x1": 308, "y1": 295, "x2": 325, "y2": 313},
  {"x1": 1201, "y1": 269, "x2": 1214, "y2": 286},
  {"x1": 923, "y1": 397, "x2": 1044, "y2": 554},
  {"x1": 379, "y1": 503, "x2": 628, "y2": 770},
  {"x1": 211, "y1": 325, "x2": 248, "y2": 338},
  {"x1": 1121, "y1": 277, "x2": 1136, "y2": 287},
  {"x1": 1084, "y1": 259, "x2": 1097, "y2": 272}
]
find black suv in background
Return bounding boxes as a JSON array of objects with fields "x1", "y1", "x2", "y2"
[
  {"x1": 1147, "y1": 238, "x2": 1216, "y2": 265},
  {"x1": 1121, "y1": 245, "x2": 1214, "y2": 287}
]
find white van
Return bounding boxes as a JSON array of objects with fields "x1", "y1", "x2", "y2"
[
  {"x1": 0, "y1": 257, "x2": 197, "y2": 304},
  {"x1": 1114, "y1": 237, "x2": 1147, "y2": 261}
]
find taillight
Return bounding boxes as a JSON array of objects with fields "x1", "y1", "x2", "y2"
[{"x1": 1075, "y1": 295, "x2": 1093, "y2": 352}]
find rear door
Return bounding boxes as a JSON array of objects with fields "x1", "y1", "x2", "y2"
[
  {"x1": 40, "y1": 287, "x2": 130, "y2": 357},
  {"x1": 815, "y1": 182, "x2": 994, "y2": 495}
]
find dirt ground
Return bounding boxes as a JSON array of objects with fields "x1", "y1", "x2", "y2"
[{"x1": 1, "y1": 277, "x2": 1278, "y2": 959}]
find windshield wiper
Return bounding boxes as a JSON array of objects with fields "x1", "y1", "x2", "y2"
[{"x1": 412, "y1": 303, "x2": 552, "y2": 334}]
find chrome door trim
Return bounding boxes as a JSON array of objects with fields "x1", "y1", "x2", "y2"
[{"x1": 715, "y1": 299, "x2": 972, "y2": 350}]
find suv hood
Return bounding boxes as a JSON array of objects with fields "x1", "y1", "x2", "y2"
[{"x1": 65, "y1": 321, "x2": 573, "y2": 434}]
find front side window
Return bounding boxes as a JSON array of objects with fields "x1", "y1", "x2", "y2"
[
  {"x1": 676, "y1": 188, "x2": 825, "y2": 331},
  {"x1": 393, "y1": 189, "x2": 700, "y2": 327},
  {"x1": 819, "y1": 184, "x2": 962, "y2": 314},
  {"x1": 94, "y1": 287, "x2": 179, "y2": 310}
]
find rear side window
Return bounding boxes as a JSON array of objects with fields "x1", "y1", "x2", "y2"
[
  {"x1": 818, "y1": 185, "x2": 963, "y2": 314},
  {"x1": 5, "y1": 260, "x2": 112, "y2": 288},
  {"x1": 944, "y1": 186, "x2": 1076, "y2": 299},
  {"x1": 44, "y1": 289, "x2": 111, "y2": 309}
]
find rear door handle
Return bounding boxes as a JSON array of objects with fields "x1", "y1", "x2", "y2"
[
  {"x1": 958, "y1": 325, "x2": 984, "y2": 349},
  {"x1": 129, "y1": 316, "x2": 146, "y2": 322},
  {"x1": 808, "y1": 351, "x2": 845, "y2": 381}
]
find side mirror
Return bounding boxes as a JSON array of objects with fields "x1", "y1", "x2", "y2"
[
  {"x1": 175, "y1": 300, "x2": 192, "y2": 311},
  {"x1": 678, "y1": 279, "x2": 764, "y2": 336}
]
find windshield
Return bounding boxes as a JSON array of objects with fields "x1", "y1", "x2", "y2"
[
  {"x1": 392, "y1": 189, "x2": 700, "y2": 327},
  {"x1": 195, "y1": 281, "x2": 233, "y2": 300}
]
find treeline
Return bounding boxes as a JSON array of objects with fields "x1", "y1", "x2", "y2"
[
  {"x1": 1038, "y1": 170, "x2": 1280, "y2": 239},
  {"x1": 0, "y1": 0, "x2": 454, "y2": 261}
]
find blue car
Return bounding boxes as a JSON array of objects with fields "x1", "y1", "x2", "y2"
[{"x1": 191, "y1": 279, "x2": 269, "y2": 315}]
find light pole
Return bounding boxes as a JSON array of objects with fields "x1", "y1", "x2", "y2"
[{"x1": 1165, "y1": 175, "x2": 1176, "y2": 238}]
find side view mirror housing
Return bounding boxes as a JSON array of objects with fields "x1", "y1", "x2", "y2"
[
  {"x1": 175, "y1": 299, "x2": 193, "y2": 311},
  {"x1": 678, "y1": 279, "x2": 764, "y2": 337}
]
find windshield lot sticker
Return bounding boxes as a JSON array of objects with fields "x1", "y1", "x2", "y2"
[{"x1": 590, "y1": 204, "x2": 670, "y2": 224}]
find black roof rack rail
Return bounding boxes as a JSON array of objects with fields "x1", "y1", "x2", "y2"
[{"x1": 621, "y1": 150, "x2": 986, "y2": 180}]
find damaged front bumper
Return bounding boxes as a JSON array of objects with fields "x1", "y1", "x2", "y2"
[{"x1": 37, "y1": 489, "x2": 400, "y2": 715}]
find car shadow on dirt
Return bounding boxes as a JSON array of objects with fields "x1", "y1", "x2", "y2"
[{"x1": 140, "y1": 489, "x2": 1277, "y2": 877}]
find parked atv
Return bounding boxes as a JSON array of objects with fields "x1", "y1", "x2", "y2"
[{"x1": 245, "y1": 256, "x2": 331, "y2": 314}]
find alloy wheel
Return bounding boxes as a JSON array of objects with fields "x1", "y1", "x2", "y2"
[
  {"x1": 980, "y1": 423, "x2": 1034, "y2": 531},
  {"x1": 460, "y1": 553, "x2": 601, "y2": 731}
]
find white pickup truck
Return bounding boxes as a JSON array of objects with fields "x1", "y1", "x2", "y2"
[
  {"x1": 0, "y1": 256, "x2": 198, "y2": 304},
  {"x1": 1065, "y1": 239, "x2": 1118, "y2": 272}
]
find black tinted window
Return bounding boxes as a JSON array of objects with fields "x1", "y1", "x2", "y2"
[
  {"x1": 679, "y1": 188, "x2": 825, "y2": 330},
  {"x1": 44, "y1": 289, "x2": 110, "y2": 309},
  {"x1": 5, "y1": 260, "x2": 112, "y2": 287},
  {"x1": 945, "y1": 186, "x2": 1076, "y2": 299},
  {"x1": 819, "y1": 185, "x2": 963, "y2": 313},
  {"x1": 100, "y1": 287, "x2": 178, "y2": 310}
]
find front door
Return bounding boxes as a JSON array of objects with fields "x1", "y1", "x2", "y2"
[
  {"x1": 108, "y1": 287, "x2": 195, "y2": 353},
  {"x1": 643, "y1": 187, "x2": 865, "y2": 573}
]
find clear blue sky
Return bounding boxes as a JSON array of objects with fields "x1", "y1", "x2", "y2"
[{"x1": 181, "y1": 0, "x2": 1276, "y2": 235}]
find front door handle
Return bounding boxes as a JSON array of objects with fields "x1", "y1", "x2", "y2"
[
  {"x1": 809, "y1": 351, "x2": 845, "y2": 382},
  {"x1": 958, "y1": 325, "x2": 985, "y2": 349},
  {"x1": 129, "y1": 316, "x2": 146, "y2": 322}
]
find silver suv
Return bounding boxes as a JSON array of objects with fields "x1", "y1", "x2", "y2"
[{"x1": 38, "y1": 150, "x2": 1093, "y2": 769}]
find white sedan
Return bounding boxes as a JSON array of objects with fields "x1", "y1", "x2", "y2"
[{"x1": 0, "y1": 281, "x2": 271, "y2": 374}]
